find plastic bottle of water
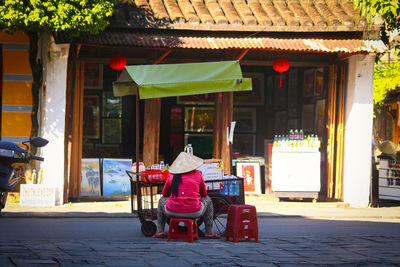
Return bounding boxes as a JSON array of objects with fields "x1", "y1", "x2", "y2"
[
  {"x1": 187, "y1": 144, "x2": 193, "y2": 155},
  {"x1": 289, "y1": 129, "x2": 294, "y2": 140}
]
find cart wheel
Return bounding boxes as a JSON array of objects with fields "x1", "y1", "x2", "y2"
[
  {"x1": 141, "y1": 221, "x2": 157, "y2": 237},
  {"x1": 198, "y1": 192, "x2": 232, "y2": 237}
]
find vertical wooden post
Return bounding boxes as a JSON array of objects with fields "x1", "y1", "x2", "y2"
[
  {"x1": 326, "y1": 64, "x2": 337, "y2": 199},
  {"x1": 334, "y1": 62, "x2": 347, "y2": 200},
  {"x1": 214, "y1": 92, "x2": 233, "y2": 175},
  {"x1": 143, "y1": 98, "x2": 161, "y2": 167},
  {"x1": 213, "y1": 93, "x2": 222, "y2": 160},
  {"x1": 66, "y1": 59, "x2": 84, "y2": 200}
]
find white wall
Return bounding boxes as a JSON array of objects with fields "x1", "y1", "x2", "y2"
[
  {"x1": 343, "y1": 54, "x2": 375, "y2": 207},
  {"x1": 39, "y1": 34, "x2": 69, "y2": 205}
]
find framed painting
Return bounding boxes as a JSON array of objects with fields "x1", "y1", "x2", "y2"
[
  {"x1": 184, "y1": 107, "x2": 214, "y2": 132},
  {"x1": 177, "y1": 94, "x2": 215, "y2": 105},
  {"x1": 102, "y1": 118, "x2": 122, "y2": 144},
  {"x1": 315, "y1": 99, "x2": 326, "y2": 137},
  {"x1": 236, "y1": 161, "x2": 261, "y2": 194},
  {"x1": 103, "y1": 92, "x2": 122, "y2": 118},
  {"x1": 314, "y1": 68, "x2": 324, "y2": 96},
  {"x1": 102, "y1": 158, "x2": 132, "y2": 196},
  {"x1": 233, "y1": 108, "x2": 257, "y2": 132},
  {"x1": 81, "y1": 158, "x2": 101, "y2": 196},
  {"x1": 232, "y1": 134, "x2": 256, "y2": 156},
  {"x1": 234, "y1": 73, "x2": 264, "y2": 106},
  {"x1": 84, "y1": 63, "x2": 103, "y2": 89},
  {"x1": 302, "y1": 104, "x2": 314, "y2": 131},
  {"x1": 83, "y1": 95, "x2": 100, "y2": 139},
  {"x1": 303, "y1": 69, "x2": 314, "y2": 97}
]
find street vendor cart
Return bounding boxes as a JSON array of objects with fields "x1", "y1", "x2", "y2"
[
  {"x1": 126, "y1": 169, "x2": 244, "y2": 237},
  {"x1": 113, "y1": 61, "x2": 252, "y2": 237}
]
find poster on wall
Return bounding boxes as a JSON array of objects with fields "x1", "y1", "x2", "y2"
[
  {"x1": 236, "y1": 162, "x2": 261, "y2": 194},
  {"x1": 303, "y1": 69, "x2": 314, "y2": 97},
  {"x1": 315, "y1": 99, "x2": 326, "y2": 137},
  {"x1": 83, "y1": 95, "x2": 100, "y2": 139},
  {"x1": 184, "y1": 107, "x2": 214, "y2": 132},
  {"x1": 102, "y1": 158, "x2": 132, "y2": 196},
  {"x1": 314, "y1": 68, "x2": 324, "y2": 96},
  {"x1": 81, "y1": 158, "x2": 101, "y2": 196},
  {"x1": 84, "y1": 63, "x2": 103, "y2": 89}
]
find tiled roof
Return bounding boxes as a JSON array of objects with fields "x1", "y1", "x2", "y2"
[
  {"x1": 113, "y1": 0, "x2": 380, "y2": 32},
  {"x1": 61, "y1": 31, "x2": 386, "y2": 53}
]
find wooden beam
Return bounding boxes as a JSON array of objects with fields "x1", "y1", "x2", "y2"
[
  {"x1": 153, "y1": 49, "x2": 172, "y2": 65},
  {"x1": 236, "y1": 49, "x2": 249, "y2": 61},
  {"x1": 143, "y1": 98, "x2": 161, "y2": 167}
]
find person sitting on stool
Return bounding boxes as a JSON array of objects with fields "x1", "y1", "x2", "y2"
[{"x1": 152, "y1": 152, "x2": 220, "y2": 239}]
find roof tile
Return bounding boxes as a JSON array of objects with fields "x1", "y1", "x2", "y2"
[
  {"x1": 65, "y1": 31, "x2": 386, "y2": 53},
  {"x1": 113, "y1": 0, "x2": 380, "y2": 32}
]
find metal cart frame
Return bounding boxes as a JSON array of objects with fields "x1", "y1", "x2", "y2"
[{"x1": 127, "y1": 170, "x2": 245, "y2": 237}]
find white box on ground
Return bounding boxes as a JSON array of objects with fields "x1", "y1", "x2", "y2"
[{"x1": 20, "y1": 184, "x2": 60, "y2": 206}]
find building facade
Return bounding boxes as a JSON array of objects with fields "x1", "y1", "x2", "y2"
[{"x1": 1, "y1": 0, "x2": 385, "y2": 207}]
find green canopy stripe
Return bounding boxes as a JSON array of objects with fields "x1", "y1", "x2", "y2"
[{"x1": 113, "y1": 61, "x2": 253, "y2": 99}]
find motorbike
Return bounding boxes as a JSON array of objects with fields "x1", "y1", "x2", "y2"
[{"x1": 0, "y1": 137, "x2": 48, "y2": 214}]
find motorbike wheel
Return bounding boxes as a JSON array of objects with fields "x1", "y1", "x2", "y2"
[
  {"x1": 197, "y1": 192, "x2": 232, "y2": 237},
  {"x1": 0, "y1": 191, "x2": 8, "y2": 214}
]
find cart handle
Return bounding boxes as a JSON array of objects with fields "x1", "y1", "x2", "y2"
[{"x1": 126, "y1": 170, "x2": 150, "y2": 183}]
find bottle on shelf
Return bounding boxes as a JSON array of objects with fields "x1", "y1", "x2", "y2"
[
  {"x1": 160, "y1": 161, "x2": 165, "y2": 170},
  {"x1": 187, "y1": 144, "x2": 193, "y2": 155}
]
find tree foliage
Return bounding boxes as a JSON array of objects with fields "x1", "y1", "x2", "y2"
[
  {"x1": 0, "y1": 0, "x2": 119, "y2": 34},
  {"x1": 353, "y1": 0, "x2": 400, "y2": 33},
  {"x1": 373, "y1": 59, "x2": 400, "y2": 105},
  {"x1": 0, "y1": 0, "x2": 122, "y2": 145}
]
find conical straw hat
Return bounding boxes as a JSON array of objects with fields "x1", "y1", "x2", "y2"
[
  {"x1": 169, "y1": 152, "x2": 204, "y2": 174},
  {"x1": 378, "y1": 140, "x2": 397, "y2": 155}
]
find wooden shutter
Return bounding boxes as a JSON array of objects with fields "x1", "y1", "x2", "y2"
[
  {"x1": 65, "y1": 55, "x2": 84, "y2": 200},
  {"x1": 326, "y1": 62, "x2": 346, "y2": 200}
]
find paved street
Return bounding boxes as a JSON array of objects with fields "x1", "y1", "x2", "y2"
[{"x1": 1, "y1": 216, "x2": 400, "y2": 266}]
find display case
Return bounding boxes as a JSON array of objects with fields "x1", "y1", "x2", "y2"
[
  {"x1": 378, "y1": 159, "x2": 400, "y2": 201},
  {"x1": 271, "y1": 151, "x2": 320, "y2": 199},
  {"x1": 271, "y1": 133, "x2": 321, "y2": 200}
]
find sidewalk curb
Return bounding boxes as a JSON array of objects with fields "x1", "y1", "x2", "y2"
[{"x1": 2, "y1": 212, "x2": 400, "y2": 220}]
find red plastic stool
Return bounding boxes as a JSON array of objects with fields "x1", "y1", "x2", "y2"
[
  {"x1": 167, "y1": 218, "x2": 199, "y2": 243},
  {"x1": 225, "y1": 205, "x2": 258, "y2": 243}
]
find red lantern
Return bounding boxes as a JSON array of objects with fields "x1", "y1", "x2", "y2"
[
  {"x1": 273, "y1": 57, "x2": 290, "y2": 88},
  {"x1": 109, "y1": 55, "x2": 127, "y2": 79}
]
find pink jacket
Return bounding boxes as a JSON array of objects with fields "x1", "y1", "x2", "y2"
[{"x1": 162, "y1": 170, "x2": 207, "y2": 213}]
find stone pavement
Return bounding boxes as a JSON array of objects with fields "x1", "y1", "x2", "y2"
[
  {"x1": 1, "y1": 236, "x2": 400, "y2": 266},
  {"x1": 3, "y1": 194, "x2": 400, "y2": 222},
  {"x1": 2, "y1": 195, "x2": 400, "y2": 266}
]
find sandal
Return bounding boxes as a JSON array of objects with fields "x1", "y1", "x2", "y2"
[
  {"x1": 152, "y1": 232, "x2": 166, "y2": 238},
  {"x1": 204, "y1": 233, "x2": 221, "y2": 239}
]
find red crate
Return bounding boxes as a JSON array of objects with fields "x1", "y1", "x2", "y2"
[{"x1": 140, "y1": 170, "x2": 169, "y2": 183}]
